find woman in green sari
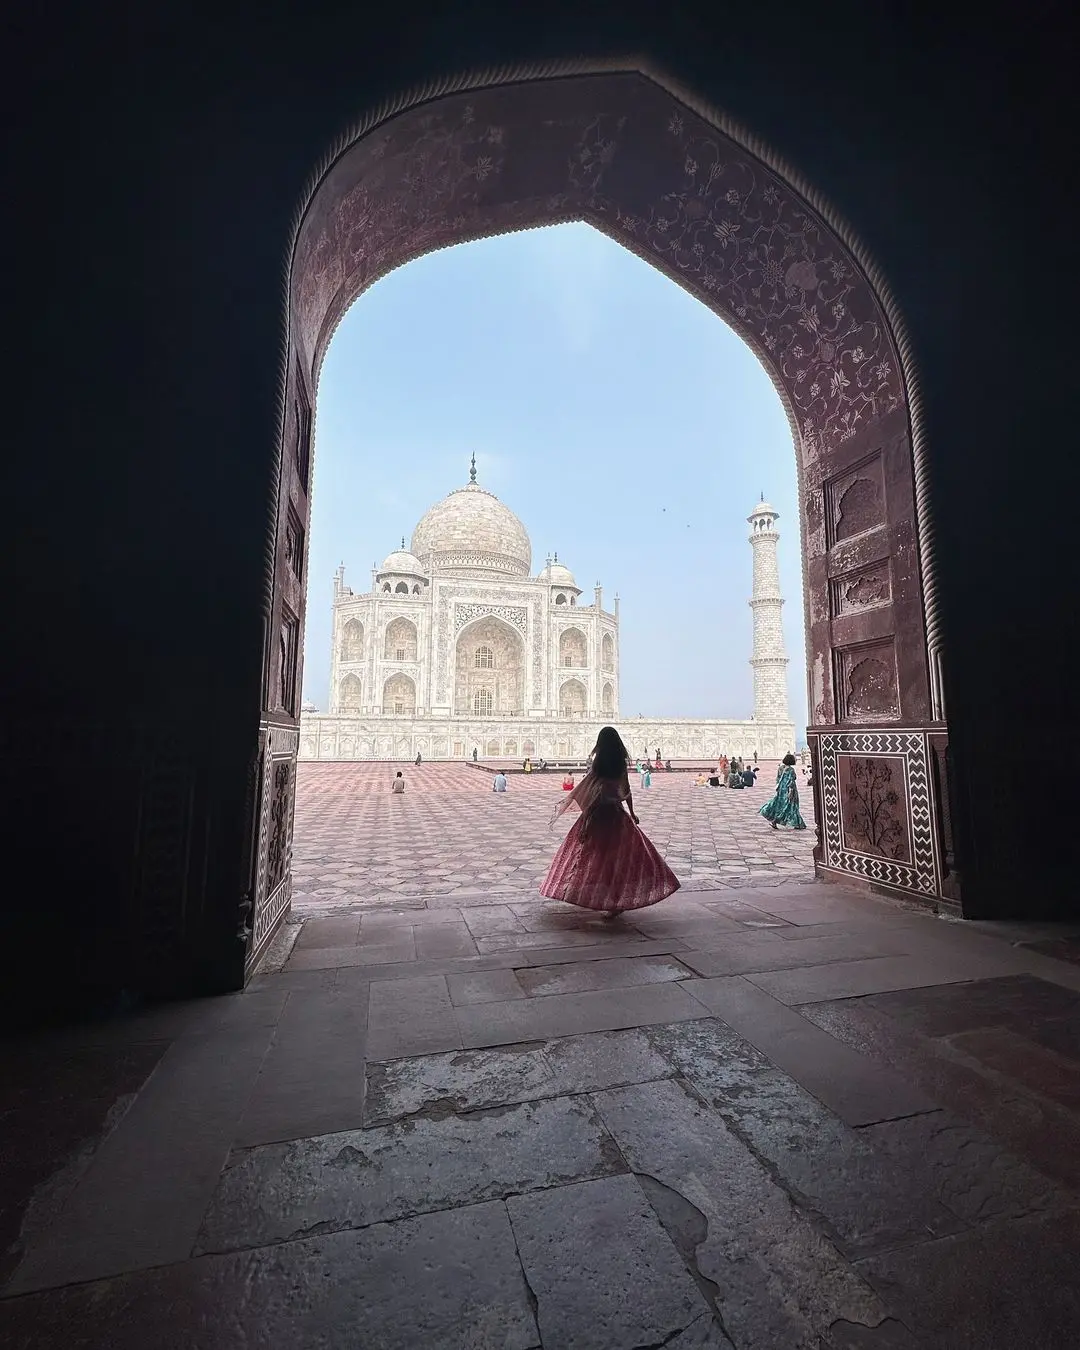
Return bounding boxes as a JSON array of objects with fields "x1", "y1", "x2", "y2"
[{"x1": 759, "y1": 753, "x2": 807, "y2": 830}]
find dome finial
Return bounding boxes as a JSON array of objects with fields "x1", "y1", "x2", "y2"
[
  {"x1": 401, "y1": 535, "x2": 405, "y2": 549},
  {"x1": 469, "y1": 453, "x2": 477, "y2": 484}
]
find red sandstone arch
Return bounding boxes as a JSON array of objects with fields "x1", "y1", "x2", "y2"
[{"x1": 249, "y1": 62, "x2": 954, "y2": 972}]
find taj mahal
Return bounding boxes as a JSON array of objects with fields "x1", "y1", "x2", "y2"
[{"x1": 298, "y1": 458, "x2": 796, "y2": 763}]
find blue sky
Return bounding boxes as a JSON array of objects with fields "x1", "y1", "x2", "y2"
[{"x1": 303, "y1": 222, "x2": 807, "y2": 733}]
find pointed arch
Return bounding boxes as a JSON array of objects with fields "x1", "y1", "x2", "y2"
[{"x1": 384, "y1": 616, "x2": 417, "y2": 661}]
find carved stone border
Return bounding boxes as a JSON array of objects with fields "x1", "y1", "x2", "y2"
[
  {"x1": 248, "y1": 722, "x2": 299, "y2": 967},
  {"x1": 818, "y1": 729, "x2": 938, "y2": 895}
]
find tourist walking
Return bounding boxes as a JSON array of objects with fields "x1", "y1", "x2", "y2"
[
  {"x1": 415, "y1": 752, "x2": 422, "y2": 766},
  {"x1": 391, "y1": 771, "x2": 406, "y2": 795},
  {"x1": 540, "y1": 725, "x2": 680, "y2": 917},
  {"x1": 759, "y1": 753, "x2": 807, "y2": 830}
]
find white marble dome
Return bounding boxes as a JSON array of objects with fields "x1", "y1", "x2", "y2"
[
  {"x1": 378, "y1": 547, "x2": 425, "y2": 577},
  {"x1": 411, "y1": 481, "x2": 531, "y2": 576},
  {"x1": 540, "y1": 560, "x2": 577, "y2": 587}
]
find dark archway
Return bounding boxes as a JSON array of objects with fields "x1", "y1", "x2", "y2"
[{"x1": 248, "y1": 65, "x2": 951, "y2": 971}]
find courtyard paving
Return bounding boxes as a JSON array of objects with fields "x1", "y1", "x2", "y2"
[
  {"x1": 293, "y1": 760, "x2": 815, "y2": 913},
  {"x1": 4, "y1": 773, "x2": 1080, "y2": 1347}
]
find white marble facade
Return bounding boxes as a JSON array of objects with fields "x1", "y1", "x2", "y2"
[{"x1": 299, "y1": 465, "x2": 797, "y2": 761}]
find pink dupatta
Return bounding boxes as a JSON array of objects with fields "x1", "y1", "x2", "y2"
[{"x1": 550, "y1": 770, "x2": 630, "y2": 832}]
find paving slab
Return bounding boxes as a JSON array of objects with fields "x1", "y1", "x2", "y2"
[
  {"x1": 365, "y1": 1026, "x2": 677, "y2": 1124},
  {"x1": 507, "y1": 1174, "x2": 718, "y2": 1349},
  {"x1": 514, "y1": 954, "x2": 692, "y2": 997},
  {"x1": 592, "y1": 1078, "x2": 892, "y2": 1348},
  {"x1": 684, "y1": 976, "x2": 937, "y2": 1125},
  {"x1": 858, "y1": 1209, "x2": 1080, "y2": 1349},
  {"x1": 455, "y1": 980, "x2": 703, "y2": 1048},
  {"x1": 446, "y1": 969, "x2": 530, "y2": 1005},
  {"x1": 743, "y1": 950, "x2": 1021, "y2": 1005},
  {"x1": 367, "y1": 975, "x2": 460, "y2": 1060},
  {"x1": 675, "y1": 930, "x2": 913, "y2": 976},
  {"x1": 0, "y1": 1202, "x2": 540, "y2": 1350},
  {"x1": 6, "y1": 1023, "x2": 275, "y2": 1295},
  {"x1": 197, "y1": 1094, "x2": 623, "y2": 1254},
  {"x1": 803, "y1": 995, "x2": 1080, "y2": 1194},
  {"x1": 233, "y1": 981, "x2": 368, "y2": 1148}
]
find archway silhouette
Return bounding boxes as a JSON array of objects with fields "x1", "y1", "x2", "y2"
[{"x1": 248, "y1": 62, "x2": 952, "y2": 972}]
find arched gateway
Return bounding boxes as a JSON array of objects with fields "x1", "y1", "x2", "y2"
[{"x1": 249, "y1": 63, "x2": 955, "y2": 971}]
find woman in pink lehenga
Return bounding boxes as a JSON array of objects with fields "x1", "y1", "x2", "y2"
[{"x1": 540, "y1": 726, "x2": 680, "y2": 918}]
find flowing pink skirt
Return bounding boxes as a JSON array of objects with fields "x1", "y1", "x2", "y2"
[{"x1": 540, "y1": 804, "x2": 680, "y2": 912}]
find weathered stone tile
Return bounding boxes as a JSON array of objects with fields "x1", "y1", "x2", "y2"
[
  {"x1": 643, "y1": 1017, "x2": 784, "y2": 1095},
  {"x1": 287, "y1": 933, "x2": 417, "y2": 970},
  {"x1": 690, "y1": 1065, "x2": 959, "y2": 1255},
  {"x1": 684, "y1": 976, "x2": 937, "y2": 1125},
  {"x1": 292, "y1": 915, "x2": 361, "y2": 950},
  {"x1": 804, "y1": 997, "x2": 1080, "y2": 1193},
  {"x1": 365, "y1": 1026, "x2": 678, "y2": 1124},
  {"x1": 196, "y1": 1094, "x2": 623, "y2": 1254},
  {"x1": 744, "y1": 951, "x2": 1019, "y2": 1005},
  {"x1": 414, "y1": 925, "x2": 479, "y2": 959},
  {"x1": 858, "y1": 1210, "x2": 1080, "y2": 1350},
  {"x1": 456, "y1": 981, "x2": 702, "y2": 1048},
  {"x1": 233, "y1": 982, "x2": 368, "y2": 1148},
  {"x1": 857, "y1": 973, "x2": 1080, "y2": 1038},
  {"x1": 446, "y1": 969, "x2": 529, "y2": 1005},
  {"x1": 0, "y1": 1202, "x2": 540, "y2": 1349},
  {"x1": 0, "y1": 1041, "x2": 167, "y2": 1289},
  {"x1": 460, "y1": 905, "x2": 528, "y2": 936},
  {"x1": 7, "y1": 1023, "x2": 275, "y2": 1295},
  {"x1": 858, "y1": 1109, "x2": 1068, "y2": 1224},
  {"x1": 945, "y1": 1025, "x2": 1080, "y2": 1109},
  {"x1": 515, "y1": 954, "x2": 691, "y2": 997},
  {"x1": 592, "y1": 1078, "x2": 892, "y2": 1349},
  {"x1": 675, "y1": 931, "x2": 907, "y2": 976},
  {"x1": 508, "y1": 1174, "x2": 715, "y2": 1349},
  {"x1": 475, "y1": 929, "x2": 648, "y2": 953},
  {"x1": 367, "y1": 975, "x2": 460, "y2": 1060}
]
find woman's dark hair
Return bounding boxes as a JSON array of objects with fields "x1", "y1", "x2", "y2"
[
  {"x1": 591, "y1": 726, "x2": 630, "y2": 779},
  {"x1": 396, "y1": 770, "x2": 403, "y2": 777},
  {"x1": 782, "y1": 753, "x2": 796, "y2": 766}
]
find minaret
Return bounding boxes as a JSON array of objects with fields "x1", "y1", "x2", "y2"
[{"x1": 748, "y1": 495, "x2": 790, "y2": 722}]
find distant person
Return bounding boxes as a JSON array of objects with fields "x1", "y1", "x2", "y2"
[
  {"x1": 665, "y1": 759, "x2": 672, "y2": 773},
  {"x1": 539, "y1": 758, "x2": 548, "y2": 772},
  {"x1": 708, "y1": 769, "x2": 721, "y2": 787},
  {"x1": 718, "y1": 754, "x2": 729, "y2": 781},
  {"x1": 391, "y1": 771, "x2": 405, "y2": 795},
  {"x1": 741, "y1": 766, "x2": 756, "y2": 788},
  {"x1": 541, "y1": 725, "x2": 679, "y2": 918},
  {"x1": 523, "y1": 757, "x2": 533, "y2": 774},
  {"x1": 492, "y1": 771, "x2": 508, "y2": 793},
  {"x1": 415, "y1": 752, "x2": 422, "y2": 766},
  {"x1": 753, "y1": 750, "x2": 758, "y2": 765},
  {"x1": 655, "y1": 749, "x2": 662, "y2": 770},
  {"x1": 562, "y1": 772, "x2": 575, "y2": 791},
  {"x1": 727, "y1": 761, "x2": 744, "y2": 788},
  {"x1": 642, "y1": 764, "x2": 652, "y2": 789},
  {"x1": 759, "y1": 754, "x2": 807, "y2": 830},
  {"x1": 472, "y1": 747, "x2": 478, "y2": 762},
  {"x1": 695, "y1": 772, "x2": 709, "y2": 787}
]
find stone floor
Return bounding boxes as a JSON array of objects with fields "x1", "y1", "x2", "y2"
[
  {"x1": 4, "y1": 870, "x2": 1080, "y2": 1346},
  {"x1": 293, "y1": 760, "x2": 816, "y2": 913}
]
